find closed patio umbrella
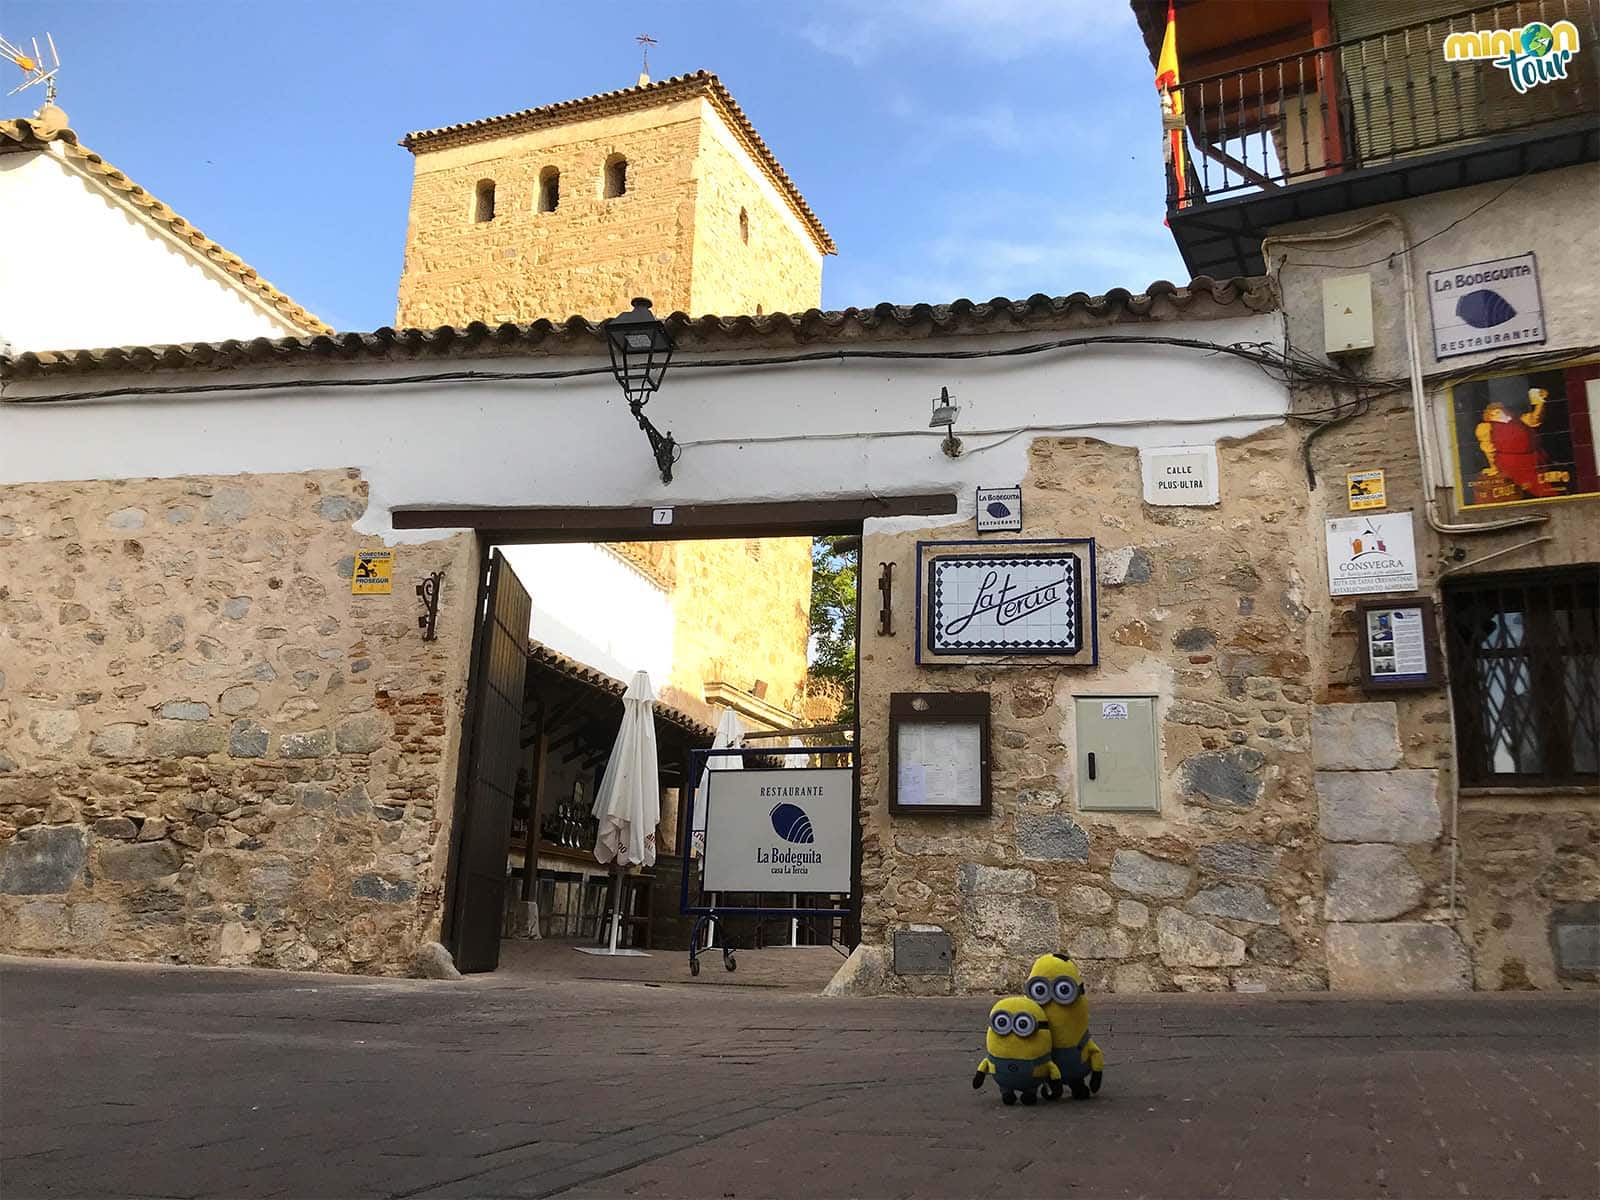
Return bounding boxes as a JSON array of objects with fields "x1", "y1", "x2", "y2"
[
  {"x1": 581, "y1": 670, "x2": 658, "y2": 956},
  {"x1": 691, "y1": 707, "x2": 745, "y2": 857}
]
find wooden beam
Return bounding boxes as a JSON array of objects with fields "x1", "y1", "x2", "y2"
[
  {"x1": 1195, "y1": 141, "x2": 1279, "y2": 189},
  {"x1": 521, "y1": 716, "x2": 548, "y2": 903},
  {"x1": 1184, "y1": 22, "x2": 1312, "y2": 73},
  {"x1": 391, "y1": 494, "x2": 958, "y2": 540}
]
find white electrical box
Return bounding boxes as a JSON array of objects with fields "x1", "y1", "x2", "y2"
[
  {"x1": 1075, "y1": 697, "x2": 1160, "y2": 813},
  {"x1": 1322, "y1": 274, "x2": 1374, "y2": 356}
]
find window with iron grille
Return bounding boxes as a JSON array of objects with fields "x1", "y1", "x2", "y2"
[{"x1": 1443, "y1": 566, "x2": 1599, "y2": 787}]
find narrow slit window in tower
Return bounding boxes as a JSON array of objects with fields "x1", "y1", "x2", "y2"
[
  {"x1": 537, "y1": 167, "x2": 560, "y2": 213},
  {"x1": 474, "y1": 179, "x2": 496, "y2": 223},
  {"x1": 603, "y1": 154, "x2": 628, "y2": 199},
  {"x1": 739, "y1": 207, "x2": 749, "y2": 244}
]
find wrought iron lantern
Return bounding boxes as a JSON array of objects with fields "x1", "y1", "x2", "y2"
[{"x1": 604, "y1": 297, "x2": 678, "y2": 483}]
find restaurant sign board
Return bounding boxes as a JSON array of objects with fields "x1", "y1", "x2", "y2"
[{"x1": 702, "y1": 768, "x2": 853, "y2": 894}]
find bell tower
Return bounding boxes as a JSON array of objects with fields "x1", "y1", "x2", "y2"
[{"x1": 395, "y1": 71, "x2": 834, "y2": 328}]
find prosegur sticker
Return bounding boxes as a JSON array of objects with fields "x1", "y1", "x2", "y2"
[
  {"x1": 1101, "y1": 702, "x2": 1129, "y2": 720},
  {"x1": 1347, "y1": 470, "x2": 1386, "y2": 511},
  {"x1": 352, "y1": 549, "x2": 394, "y2": 595}
]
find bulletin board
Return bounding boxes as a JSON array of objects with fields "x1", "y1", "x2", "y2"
[
  {"x1": 1354, "y1": 597, "x2": 1443, "y2": 690},
  {"x1": 888, "y1": 692, "x2": 991, "y2": 816}
]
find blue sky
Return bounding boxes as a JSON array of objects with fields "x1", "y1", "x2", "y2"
[{"x1": 4, "y1": 0, "x2": 1185, "y2": 331}]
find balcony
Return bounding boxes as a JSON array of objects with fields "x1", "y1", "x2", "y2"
[{"x1": 1157, "y1": 0, "x2": 1599, "y2": 278}]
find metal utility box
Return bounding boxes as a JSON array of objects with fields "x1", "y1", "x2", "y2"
[
  {"x1": 1074, "y1": 697, "x2": 1160, "y2": 813},
  {"x1": 1322, "y1": 274, "x2": 1374, "y2": 356}
]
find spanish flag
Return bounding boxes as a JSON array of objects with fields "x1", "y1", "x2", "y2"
[{"x1": 1156, "y1": 0, "x2": 1187, "y2": 206}]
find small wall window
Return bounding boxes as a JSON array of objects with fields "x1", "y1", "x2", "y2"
[
  {"x1": 739, "y1": 207, "x2": 750, "y2": 244},
  {"x1": 474, "y1": 179, "x2": 496, "y2": 223},
  {"x1": 603, "y1": 154, "x2": 628, "y2": 199},
  {"x1": 537, "y1": 166, "x2": 560, "y2": 213}
]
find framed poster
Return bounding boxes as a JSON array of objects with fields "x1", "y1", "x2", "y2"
[
  {"x1": 1355, "y1": 598, "x2": 1442, "y2": 690},
  {"x1": 889, "y1": 692, "x2": 991, "y2": 816},
  {"x1": 1324, "y1": 512, "x2": 1418, "y2": 596},
  {"x1": 915, "y1": 538, "x2": 1098, "y2": 666},
  {"x1": 1447, "y1": 362, "x2": 1600, "y2": 509}
]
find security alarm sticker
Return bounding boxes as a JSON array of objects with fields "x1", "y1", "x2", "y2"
[
  {"x1": 1101, "y1": 702, "x2": 1129, "y2": 720},
  {"x1": 1346, "y1": 470, "x2": 1386, "y2": 511},
  {"x1": 975, "y1": 486, "x2": 1023, "y2": 533},
  {"x1": 352, "y1": 550, "x2": 394, "y2": 595},
  {"x1": 1324, "y1": 512, "x2": 1418, "y2": 596}
]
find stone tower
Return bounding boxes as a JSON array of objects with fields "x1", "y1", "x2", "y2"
[{"x1": 396, "y1": 71, "x2": 835, "y2": 327}]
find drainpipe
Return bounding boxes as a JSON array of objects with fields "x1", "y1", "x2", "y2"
[{"x1": 1263, "y1": 213, "x2": 1551, "y2": 933}]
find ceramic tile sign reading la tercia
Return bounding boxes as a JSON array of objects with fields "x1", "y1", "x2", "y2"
[
  {"x1": 1324, "y1": 512, "x2": 1418, "y2": 596},
  {"x1": 1427, "y1": 252, "x2": 1545, "y2": 360}
]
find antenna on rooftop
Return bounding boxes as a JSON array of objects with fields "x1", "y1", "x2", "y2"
[
  {"x1": 636, "y1": 34, "x2": 657, "y2": 86},
  {"x1": 2, "y1": 31, "x2": 60, "y2": 103}
]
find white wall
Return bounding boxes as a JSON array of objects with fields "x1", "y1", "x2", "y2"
[
  {"x1": 0, "y1": 149, "x2": 306, "y2": 353},
  {"x1": 0, "y1": 312, "x2": 1288, "y2": 537},
  {"x1": 500, "y1": 542, "x2": 674, "y2": 685}
]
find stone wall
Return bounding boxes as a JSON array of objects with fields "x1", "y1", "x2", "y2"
[
  {"x1": 395, "y1": 96, "x2": 822, "y2": 328},
  {"x1": 396, "y1": 100, "x2": 705, "y2": 327},
  {"x1": 671, "y1": 538, "x2": 814, "y2": 716},
  {"x1": 688, "y1": 123, "x2": 822, "y2": 318},
  {"x1": 855, "y1": 428, "x2": 1328, "y2": 994},
  {"x1": 0, "y1": 471, "x2": 476, "y2": 973}
]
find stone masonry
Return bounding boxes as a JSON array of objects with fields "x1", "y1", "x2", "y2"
[
  {"x1": 0, "y1": 471, "x2": 476, "y2": 973},
  {"x1": 396, "y1": 94, "x2": 823, "y2": 327},
  {"x1": 854, "y1": 427, "x2": 1330, "y2": 995}
]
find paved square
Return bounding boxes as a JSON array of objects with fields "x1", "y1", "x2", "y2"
[{"x1": 2, "y1": 956, "x2": 1596, "y2": 1198}]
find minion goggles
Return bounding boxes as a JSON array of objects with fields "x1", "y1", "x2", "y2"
[
  {"x1": 1025, "y1": 975, "x2": 1083, "y2": 1006},
  {"x1": 989, "y1": 1010, "x2": 1048, "y2": 1037}
]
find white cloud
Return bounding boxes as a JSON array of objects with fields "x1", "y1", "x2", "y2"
[
  {"x1": 803, "y1": 0, "x2": 1133, "y2": 65},
  {"x1": 828, "y1": 203, "x2": 1189, "y2": 308}
]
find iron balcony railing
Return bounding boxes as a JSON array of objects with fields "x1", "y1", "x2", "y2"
[{"x1": 1166, "y1": 0, "x2": 1599, "y2": 208}]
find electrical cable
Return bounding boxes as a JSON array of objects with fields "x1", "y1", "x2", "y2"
[{"x1": 1276, "y1": 171, "x2": 1532, "y2": 269}]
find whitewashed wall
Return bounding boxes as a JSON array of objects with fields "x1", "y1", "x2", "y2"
[
  {"x1": 501, "y1": 542, "x2": 674, "y2": 684},
  {"x1": 0, "y1": 148, "x2": 306, "y2": 354},
  {"x1": 0, "y1": 312, "x2": 1288, "y2": 536}
]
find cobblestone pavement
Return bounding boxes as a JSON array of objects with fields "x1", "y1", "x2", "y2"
[{"x1": 2, "y1": 956, "x2": 1597, "y2": 1199}]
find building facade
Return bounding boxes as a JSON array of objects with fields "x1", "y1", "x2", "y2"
[
  {"x1": 1132, "y1": 0, "x2": 1599, "y2": 989},
  {"x1": 394, "y1": 72, "x2": 835, "y2": 328},
  {"x1": 0, "y1": 109, "x2": 328, "y2": 353}
]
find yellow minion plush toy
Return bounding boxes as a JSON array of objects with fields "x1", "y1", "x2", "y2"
[
  {"x1": 971, "y1": 995, "x2": 1059, "y2": 1106},
  {"x1": 1025, "y1": 952, "x2": 1105, "y2": 1100}
]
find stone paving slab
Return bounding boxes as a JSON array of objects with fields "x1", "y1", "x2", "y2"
[{"x1": 0, "y1": 956, "x2": 1596, "y2": 1199}]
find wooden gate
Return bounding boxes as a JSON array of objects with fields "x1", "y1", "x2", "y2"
[{"x1": 446, "y1": 549, "x2": 531, "y2": 973}]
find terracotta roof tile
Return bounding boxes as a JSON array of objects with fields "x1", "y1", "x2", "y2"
[
  {"x1": 401, "y1": 71, "x2": 835, "y2": 256},
  {"x1": 0, "y1": 276, "x2": 1276, "y2": 380},
  {"x1": 0, "y1": 117, "x2": 331, "y2": 336},
  {"x1": 526, "y1": 639, "x2": 713, "y2": 741}
]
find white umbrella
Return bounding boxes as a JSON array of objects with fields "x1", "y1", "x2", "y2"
[
  {"x1": 691, "y1": 707, "x2": 745, "y2": 857},
  {"x1": 580, "y1": 671, "x2": 658, "y2": 956},
  {"x1": 784, "y1": 737, "x2": 807, "y2": 947},
  {"x1": 692, "y1": 708, "x2": 745, "y2": 953}
]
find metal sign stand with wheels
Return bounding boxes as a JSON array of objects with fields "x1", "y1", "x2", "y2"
[{"x1": 681, "y1": 744, "x2": 854, "y2": 977}]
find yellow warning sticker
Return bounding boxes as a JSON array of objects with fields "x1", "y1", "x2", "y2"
[
  {"x1": 1347, "y1": 470, "x2": 1386, "y2": 511},
  {"x1": 352, "y1": 549, "x2": 394, "y2": 595}
]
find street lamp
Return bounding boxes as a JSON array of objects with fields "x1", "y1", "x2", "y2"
[
  {"x1": 929, "y1": 386, "x2": 962, "y2": 457},
  {"x1": 604, "y1": 297, "x2": 678, "y2": 484}
]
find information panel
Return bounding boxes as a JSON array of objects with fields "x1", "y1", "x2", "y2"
[{"x1": 702, "y1": 768, "x2": 853, "y2": 894}]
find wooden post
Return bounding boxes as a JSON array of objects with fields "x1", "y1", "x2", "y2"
[
  {"x1": 1311, "y1": 0, "x2": 1347, "y2": 172},
  {"x1": 521, "y1": 706, "x2": 548, "y2": 903}
]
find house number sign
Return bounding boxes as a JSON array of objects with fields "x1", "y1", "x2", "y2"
[{"x1": 926, "y1": 553, "x2": 1082, "y2": 656}]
